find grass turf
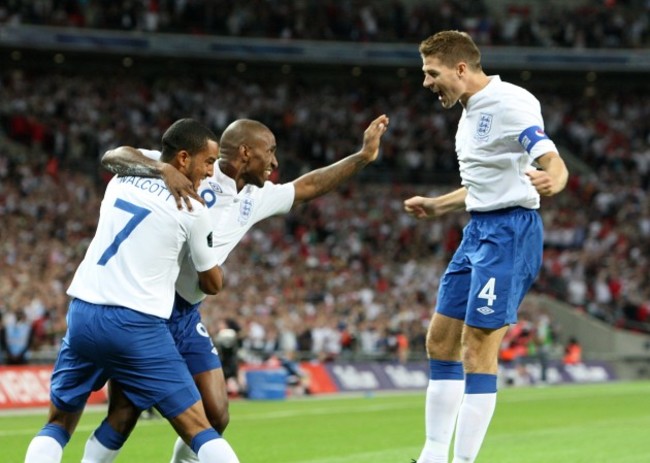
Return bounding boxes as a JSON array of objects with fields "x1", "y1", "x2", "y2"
[{"x1": 2, "y1": 381, "x2": 650, "y2": 462}]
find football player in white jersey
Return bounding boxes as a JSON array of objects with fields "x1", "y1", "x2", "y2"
[
  {"x1": 25, "y1": 119, "x2": 240, "y2": 463},
  {"x1": 404, "y1": 31, "x2": 569, "y2": 463},
  {"x1": 81, "y1": 114, "x2": 390, "y2": 463}
]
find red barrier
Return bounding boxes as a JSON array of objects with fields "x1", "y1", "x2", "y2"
[
  {"x1": 0, "y1": 361, "x2": 339, "y2": 409},
  {"x1": 0, "y1": 365, "x2": 107, "y2": 409},
  {"x1": 299, "y1": 362, "x2": 338, "y2": 394}
]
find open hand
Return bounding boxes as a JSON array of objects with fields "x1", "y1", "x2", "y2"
[
  {"x1": 161, "y1": 164, "x2": 205, "y2": 211},
  {"x1": 360, "y1": 114, "x2": 390, "y2": 162}
]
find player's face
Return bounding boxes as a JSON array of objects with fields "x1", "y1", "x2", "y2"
[
  {"x1": 188, "y1": 139, "x2": 219, "y2": 189},
  {"x1": 422, "y1": 54, "x2": 465, "y2": 109},
  {"x1": 242, "y1": 129, "x2": 278, "y2": 187}
]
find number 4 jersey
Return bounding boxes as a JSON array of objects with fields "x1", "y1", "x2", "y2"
[{"x1": 67, "y1": 175, "x2": 220, "y2": 319}]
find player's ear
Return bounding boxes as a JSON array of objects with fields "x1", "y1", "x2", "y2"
[
  {"x1": 239, "y1": 144, "x2": 250, "y2": 161},
  {"x1": 176, "y1": 150, "x2": 191, "y2": 167},
  {"x1": 457, "y1": 62, "x2": 466, "y2": 79}
]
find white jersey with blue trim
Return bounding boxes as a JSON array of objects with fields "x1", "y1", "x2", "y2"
[
  {"x1": 139, "y1": 150, "x2": 295, "y2": 304},
  {"x1": 67, "y1": 175, "x2": 219, "y2": 318},
  {"x1": 456, "y1": 75, "x2": 558, "y2": 212}
]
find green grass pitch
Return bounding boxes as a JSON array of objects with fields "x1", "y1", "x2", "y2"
[{"x1": 2, "y1": 381, "x2": 650, "y2": 462}]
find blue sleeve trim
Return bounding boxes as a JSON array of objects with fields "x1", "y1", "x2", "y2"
[{"x1": 518, "y1": 126, "x2": 549, "y2": 154}]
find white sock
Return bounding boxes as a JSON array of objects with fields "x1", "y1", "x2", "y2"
[
  {"x1": 170, "y1": 436, "x2": 200, "y2": 463},
  {"x1": 82, "y1": 433, "x2": 121, "y2": 463},
  {"x1": 417, "y1": 379, "x2": 465, "y2": 463},
  {"x1": 451, "y1": 392, "x2": 497, "y2": 463},
  {"x1": 196, "y1": 438, "x2": 240, "y2": 463},
  {"x1": 25, "y1": 435, "x2": 63, "y2": 463}
]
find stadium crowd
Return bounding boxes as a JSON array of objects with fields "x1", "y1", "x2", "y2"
[
  {"x1": 1, "y1": 66, "x2": 649, "y2": 366},
  {"x1": 1, "y1": 0, "x2": 649, "y2": 48}
]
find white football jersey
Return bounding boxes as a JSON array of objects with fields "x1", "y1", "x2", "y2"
[
  {"x1": 67, "y1": 175, "x2": 220, "y2": 318},
  {"x1": 455, "y1": 75, "x2": 558, "y2": 212},
  {"x1": 139, "y1": 150, "x2": 295, "y2": 304}
]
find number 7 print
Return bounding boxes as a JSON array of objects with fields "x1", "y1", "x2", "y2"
[{"x1": 97, "y1": 198, "x2": 152, "y2": 265}]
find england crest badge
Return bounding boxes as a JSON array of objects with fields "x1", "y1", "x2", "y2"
[
  {"x1": 238, "y1": 197, "x2": 253, "y2": 225},
  {"x1": 475, "y1": 113, "x2": 493, "y2": 141}
]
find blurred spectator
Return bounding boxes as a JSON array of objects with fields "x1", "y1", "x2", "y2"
[
  {"x1": 499, "y1": 302, "x2": 559, "y2": 379},
  {"x1": 563, "y1": 337, "x2": 583, "y2": 365},
  {"x1": 1, "y1": 0, "x2": 649, "y2": 48},
  {"x1": 384, "y1": 328, "x2": 410, "y2": 364},
  {"x1": 3, "y1": 310, "x2": 34, "y2": 364},
  {"x1": 214, "y1": 318, "x2": 243, "y2": 397},
  {"x1": 0, "y1": 312, "x2": 5, "y2": 363},
  {"x1": 533, "y1": 309, "x2": 556, "y2": 383}
]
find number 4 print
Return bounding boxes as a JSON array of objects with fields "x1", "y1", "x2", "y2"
[
  {"x1": 478, "y1": 277, "x2": 497, "y2": 306},
  {"x1": 97, "y1": 199, "x2": 152, "y2": 266}
]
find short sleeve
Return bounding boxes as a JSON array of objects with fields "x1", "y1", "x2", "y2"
[{"x1": 188, "y1": 208, "x2": 220, "y2": 272}]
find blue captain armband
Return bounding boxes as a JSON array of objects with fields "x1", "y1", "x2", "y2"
[{"x1": 518, "y1": 126, "x2": 549, "y2": 154}]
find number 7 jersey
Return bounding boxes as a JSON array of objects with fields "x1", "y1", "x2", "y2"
[{"x1": 67, "y1": 175, "x2": 219, "y2": 319}]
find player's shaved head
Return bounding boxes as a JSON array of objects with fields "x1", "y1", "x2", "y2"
[{"x1": 219, "y1": 119, "x2": 272, "y2": 159}]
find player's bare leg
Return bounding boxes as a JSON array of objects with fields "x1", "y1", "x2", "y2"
[
  {"x1": 170, "y1": 368, "x2": 229, "y2": 463},
  {"x1": 81, "y1": 381, "x2": 140, "y2": 463},
  {"x1": 25, "y1": 404, "x2": 82, "y2": 463},
  {"x1": 168, "y1": 400, "x2": 238, "y2": 463}
]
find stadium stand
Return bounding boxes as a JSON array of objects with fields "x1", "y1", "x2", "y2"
[
  {"x1": 1, "y1": 0, "x2": 650, "y2": 373},
  {"x1": 1, "y1": 71, "x2": 649, "y2": 365},
  {"x1": 1, "y1": 0, "x2": 649, "y2": 47}
]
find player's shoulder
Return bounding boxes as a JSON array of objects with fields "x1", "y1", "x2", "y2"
[
  {"x1": 493, "y1": 79, "x2": 538, "y2": 106},
  {"x1": 175, "y1": 200, "x2": 211, "y2": 232},
  {"x1": 108, "y1": 176, "x2": 193, "y2": 217},
  {"x1": 138, "y1": 148, "x2": 162, "y2": 161},
  {"x1": 247, "y1": 180, "x2": 294, "y2": 197},
  {"x1": 180, "y1": 198, "x2": 208, "y2": 217}
]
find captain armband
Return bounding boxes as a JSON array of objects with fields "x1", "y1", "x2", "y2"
[{"x1": 518, "y1": 126, "x2": 549, "y2": 154}]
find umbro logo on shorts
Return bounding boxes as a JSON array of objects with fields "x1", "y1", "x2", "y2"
[{"x1": 476, "y1": 306, "x2": 495, "y2": 315}]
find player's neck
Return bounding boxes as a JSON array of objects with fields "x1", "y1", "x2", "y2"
[
  {"x1": 460, "y1": 72, "x2": 490, "y2": 107},
  {"x1": 218, "y1": 159, "x2": 246, "y2": 192}
]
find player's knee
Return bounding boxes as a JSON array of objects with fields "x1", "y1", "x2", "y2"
[
  {"x1": 207, "y1": 408, "x2": 229, "y2": 434},
  {"x1": 426, "y1": 335, "x2": 461, "y2": 360},
  {"x1": 46, "y1": 406, "x2": 82, "y2": 435}
]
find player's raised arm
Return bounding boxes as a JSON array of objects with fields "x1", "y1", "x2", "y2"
[
  {"x1": 291, "y1": 114, "x2": 389, "y2": 204},
  {"x1": 102, "y1": 146, "x2": 204, "y2": 211}
]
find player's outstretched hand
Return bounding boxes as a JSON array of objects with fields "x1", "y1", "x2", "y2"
[
  {"x1": 404, "y1": 195, "x2": 457, "y2": 219},
  {"x1": 360, "y1": 114, "x2": 390, "y2": 162},
  {"x1": 404, "y1": 195, "x2": 439, "y2": 219},
  {"x1": 161, "y1": 163, "x2": 205, "y2": 211}
]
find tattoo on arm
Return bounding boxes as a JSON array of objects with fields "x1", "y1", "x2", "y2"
[
  {"x1": 102, "y1": 157, "x2": 163, "y2": 178},
  {"x1": 295, "y1": 154, "x2": 367, "y2": 202}
]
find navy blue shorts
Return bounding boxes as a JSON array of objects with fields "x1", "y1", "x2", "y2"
[
  {"x1": 169, "y1": 293, "x2": 222, "y2": 376},
  {"x1": 436, "y1": 207, "x2": 543, "y2": 329},
  {"x1": 50, "y1": 299, "x2": 200, "y2": 419}
]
